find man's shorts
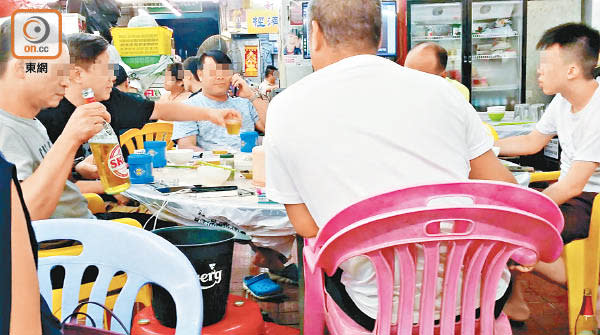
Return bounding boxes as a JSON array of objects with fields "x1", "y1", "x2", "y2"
[{"x1": 560, "y1": 192, "x2": 598, "y2": 244}]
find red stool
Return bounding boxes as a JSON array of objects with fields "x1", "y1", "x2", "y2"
[{"x1": 131, "y1": 295, "x2": 299, "y2": 335}]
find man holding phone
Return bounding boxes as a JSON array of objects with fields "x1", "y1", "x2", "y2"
[{"x1": 173, "y1": 50, "x2": 268, "y2": 151}]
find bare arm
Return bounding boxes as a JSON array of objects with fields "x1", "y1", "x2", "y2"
[
  {"x1": 75, "y1": 180, "x2": 105, "y2": 194},
  {"x1": 543, "y1": 161, "x2": 599, "y2": 205},
  {"x1": 21, "y1": 103, "x2": 109, "y2": 220},
  {"x1": 232, "y1": 74, "x2": 268, "y2": 132},
  {"x1": 469, "y1": 150, "x2": 517, "y2": 183},
  {"x1": 495, "y1": 130, "x2": 554, "y2": 157},
  {"x1": 9, "y1": 181, "x2": 41, "y2": 335},
  {"x1": 177, "y1": 135, "x2": 203, "y2": 152},
  {"x1": 284, "y1": 203, "x2": 320, "y2": 238},
  {"x1": 151, "y1": 102, "x2": 241, "y2": 127},
  {"x1": 251, "y1": 98, "x2": 267, "y2": 132}
]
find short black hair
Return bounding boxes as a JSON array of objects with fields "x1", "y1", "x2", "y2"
[
  {"x1": 265, "y1": 65, "x2": 278, "y2": 78},
  {"x1": 66, "y1": 33, "x2": 110, "y2": 69},
  {"x1": 537, "y1": 23, "x2": 600, "y2": 79},
  {"x1": 198, "y1": 50, "x2": 232, "y2": 70},
  {"x1": 114, "y1": 64, "x2": 128, "y2": 86},
  {"x1": 183, "y1": 56, "x2": 201, "y2": 81},
  {"x1": 167, "y1": 62, "x2": 184, "y2": 81}
]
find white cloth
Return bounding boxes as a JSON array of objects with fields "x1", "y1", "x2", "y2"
[
  {"x1": 264, "y1": 55, "x2": 509, "y2": 322},
  {"x1": 535, "y1": 79, "x2": 600, "y2": 192},
  {"x1": 258, "y1": 80, "x2": 277, "y2": 96}
]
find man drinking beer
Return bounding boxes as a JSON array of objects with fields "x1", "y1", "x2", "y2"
[{"x1": 0, "y1": 20, "x2": 239, "y2": 221}]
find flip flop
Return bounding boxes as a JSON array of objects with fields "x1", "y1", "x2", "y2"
[
  {"x1": 269, "y1": 263, "x2": 299, "y2": 285},
  {"x1": 243, "y1": 273, "x2": 283, "y2": 300}
]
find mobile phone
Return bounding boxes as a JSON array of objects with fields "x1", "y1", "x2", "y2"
[{"x1": 230, "y1": 84, "x2": 239, "y2": 97}]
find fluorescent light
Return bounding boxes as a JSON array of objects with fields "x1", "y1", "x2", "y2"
[{"x1": 159, "y1": 0, "x2": 182, "y2": 16}]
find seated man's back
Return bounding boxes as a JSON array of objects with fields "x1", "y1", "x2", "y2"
[{"x1": 265, "y1": 54, "x2": 506, "y2": 323}]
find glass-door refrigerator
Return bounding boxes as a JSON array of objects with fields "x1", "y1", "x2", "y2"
[
  {"x1": 469, "y1": 0, "x2": 525, "y2": 112},
  {"x1": 407, "y1": 0, "x2": 526, "y2": 111}
]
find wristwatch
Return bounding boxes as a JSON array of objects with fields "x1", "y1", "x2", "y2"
[{"x1": 248, "y1": 90, "x2": 260, "y2": 103}]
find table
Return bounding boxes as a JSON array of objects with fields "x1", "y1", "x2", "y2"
[
  {"x1": 123, "y1": 174, "x2": 297, "y2": 258},
  {"x1": 491, "y1": 122, "x2": 536, "y2": 139}
]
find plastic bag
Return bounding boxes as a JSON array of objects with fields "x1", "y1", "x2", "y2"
[{"x1": 80, "y1": 0, "x2": 119, "y2": 42}]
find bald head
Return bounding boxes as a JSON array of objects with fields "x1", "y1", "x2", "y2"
[{"x1": 404, "y1": 42, "x2": 448, "y2": 77}]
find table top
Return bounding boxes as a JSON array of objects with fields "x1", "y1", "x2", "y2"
[{"x1": 123, "y1": 174, "x2": 295, "y2": 238}]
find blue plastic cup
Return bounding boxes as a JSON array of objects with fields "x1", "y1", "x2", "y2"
[
  {"x1": 128, "y1": 154, "x2": 154, "y2": 184},
  {"x1": 240, "y1": 131, "x2": 258, "y2": 153},
  {"x1": 144, "y1": 141, "x2": 167, "y2": 168}
]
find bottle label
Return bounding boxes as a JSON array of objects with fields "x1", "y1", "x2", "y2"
[
  {"x1": 576, "y1": 331, "x2": 595, "y2": 335},
  {"x1": 108, "y1": 145, "x2": 129, "y2": 178}
]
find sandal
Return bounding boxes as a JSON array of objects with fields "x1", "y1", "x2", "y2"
[
  {"x1": 269, "y1": 263, "x2": 299, "y2": 285},
  {"x1": 243, "y1": 273, "x2": 283, "y2": 300}
]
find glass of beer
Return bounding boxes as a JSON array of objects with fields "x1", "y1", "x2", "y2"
[
  {"x1": 225, "y1": 118, "x2": 242, "y2": 135},
  {"x1": 90, "y1": 141, "x2": 131, "y2": 194}
]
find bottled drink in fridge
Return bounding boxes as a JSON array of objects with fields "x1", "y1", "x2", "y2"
[
  {"x1": 83, "y1": 88, "x2": 131, "y2": 195},
  {"x1": 576, "y1": 288, "x2": 598, "y2": 335}
]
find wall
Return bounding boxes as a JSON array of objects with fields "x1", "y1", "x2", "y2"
[
  {"x1": 584, "y1": 0, "x2": 600, "y2": 31},
  {"x1": 525, "y1": 0, "x2": 581, "y2": 104}
]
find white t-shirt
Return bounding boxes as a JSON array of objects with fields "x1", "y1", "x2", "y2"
[
  {"x1": 264, "y1": 54, "x2": 509, "y2": 322},
  {"x1": 536, "y1": 80, "x2": 600, "y2": 192}
]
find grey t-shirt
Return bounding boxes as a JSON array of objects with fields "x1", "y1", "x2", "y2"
[{"x1": 0, "y1": 109, "x2": 94, "y2": 219}]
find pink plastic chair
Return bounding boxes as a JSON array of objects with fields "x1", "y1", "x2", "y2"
[{"x1": 303, "y1": 181, "x2": 564, "y2": 335}]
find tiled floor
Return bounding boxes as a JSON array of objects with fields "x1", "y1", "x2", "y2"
[
  {"x1": 511, "y1": 272, "x2": 569, "y2": 335},
  {"x1": 230, "y1": 242, "x2": 301, "y2": 329},
  {"x1": 230, "y1": 243, "x2": 569, "y2": 334}
]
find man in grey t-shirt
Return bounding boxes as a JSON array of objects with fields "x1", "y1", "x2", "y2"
[{"x1": 0, "y1": 20, "x2": 110, "y2": 221}]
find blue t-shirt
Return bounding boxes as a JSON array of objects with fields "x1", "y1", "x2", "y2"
[{"x1": 172, "y1": 93, "x2": 259, "y2": 150}]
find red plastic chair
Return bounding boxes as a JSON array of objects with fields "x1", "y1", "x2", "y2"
[{"x1": 303, "y1": 181, "x2": 564, "y2": 334}]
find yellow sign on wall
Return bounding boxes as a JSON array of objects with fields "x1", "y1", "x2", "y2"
[{"x1": 247, "y1": 10, "x2": 279, "y2": 34}]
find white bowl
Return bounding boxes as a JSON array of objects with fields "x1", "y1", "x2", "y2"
[
  {"x1": 196, "y1": 165, "x2": 231, "y2": 186},
  {"x1": 166, "y1": 149, "x2": 194, "y2": 165}
]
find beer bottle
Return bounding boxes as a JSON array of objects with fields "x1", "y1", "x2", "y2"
[
  {"x1": 576, "y1": 288, "x2": 598, "y2": 335},
  {"x1": 83, "y1": 88, "x2": 131, "y2": 194}
]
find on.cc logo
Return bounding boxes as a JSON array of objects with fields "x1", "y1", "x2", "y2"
[{"x1": 23, "y1": 16, "x2": 51, "y2": 44}]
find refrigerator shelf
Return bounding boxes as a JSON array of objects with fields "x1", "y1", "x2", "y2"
[
  {"x1": 472, "y1": 54, "x2": 518, "y2": 60},
  {"x1": 412, "y1": 36, "x2": 462, "y2": 42},
  {"x1": 472, "y1": 84, "x2": 519, "y2": 92},
  {"x1": 472, "y1": 33, "x2": 519, "y2": 39}
]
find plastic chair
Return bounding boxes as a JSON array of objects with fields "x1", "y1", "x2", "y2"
[
  {"x1": 38, "y1": 219, "x2": 152, "y2": 321},
  {"x1": 120, "y1": 122, "x2": 175, "y2": 155},
  {"x1": 482, "y1": 122, "x2": 499, "y2": 141},
  {"x1": 528, "y1": 171, "x2": 600, "y2": 335},
  {"x1": 303, "y1": 181, "x2": 564, "y2": 335},
  {"x1": 35, "y1": 219, "x2": 203, "y2": 334}
]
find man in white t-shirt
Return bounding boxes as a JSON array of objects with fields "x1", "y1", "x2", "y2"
[
  {"x1": 496, "y1": 23, "x2": 600, "y2": 322},
  {"x1": 264, "y1": 0, "x2": 516, "y2": 330}
]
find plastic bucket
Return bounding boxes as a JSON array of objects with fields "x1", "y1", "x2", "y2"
[
  {"x1": 240, "y1": 131, "x2": 258, "y2": 153},
  {"x1": 144, "y1": 141, "x2": 167, "y2": 168},
  {"x1": 152, "y1": 226, "x2": 242, "y2": 326}
]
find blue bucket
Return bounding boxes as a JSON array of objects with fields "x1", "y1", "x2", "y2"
[
  {"x1": 240, "y1": 131, "x2": 258, "y2": 153},
  {"x1": 144, "y1": 141, "x2": 167, "y2": 168},
  {"x1": 128, "y1": 154, "x2": 154, "y2": 184}
]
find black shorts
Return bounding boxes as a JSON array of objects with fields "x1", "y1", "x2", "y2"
[
  {"x1": 324, "y1": 268, "x2": 512, "y2": 331},
  {"x1": 559, "y1": 192, "x2": 597, "y2": 244}
]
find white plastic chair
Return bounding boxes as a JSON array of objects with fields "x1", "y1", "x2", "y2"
[{"x1": 34, "y1": 219, "x2": 203, "y2": 334}]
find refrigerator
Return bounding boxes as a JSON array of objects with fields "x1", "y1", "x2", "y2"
[{"x1": 407, "y1": 0, "x2": 526, "y2": 112}]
